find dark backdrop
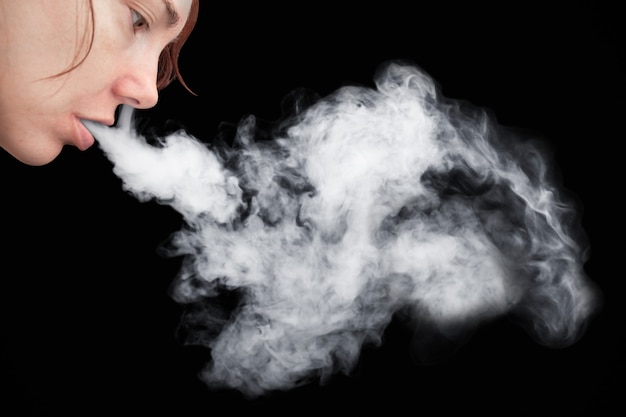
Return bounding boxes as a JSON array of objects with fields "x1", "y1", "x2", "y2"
[{"x1": 2, "y1": 4, "x2": 622, "y2": 416}]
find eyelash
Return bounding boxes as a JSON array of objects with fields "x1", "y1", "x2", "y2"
[{"x1": 131, "y1": 9, "x2": 149, "y2": 31}]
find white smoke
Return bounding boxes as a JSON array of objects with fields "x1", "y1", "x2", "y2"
[{"x1": 84, "y1": 62, "x2": 599, "y2": 398}]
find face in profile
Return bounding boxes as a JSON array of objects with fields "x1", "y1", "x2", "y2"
[{"x1": 0, "y1": 0, "x2": 194, "y2": 166}]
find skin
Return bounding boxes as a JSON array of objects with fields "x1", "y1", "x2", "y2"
[{"x1": 0, "y1": 0, "x2": 193, "y2": 166}]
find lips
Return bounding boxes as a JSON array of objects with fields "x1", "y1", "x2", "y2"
[
  {"x1": 74, "y1": 116, "x2": 115, "y2": 150},
  {"x1": 73, "y1": 116, "x2": 96, "y2": 151}
]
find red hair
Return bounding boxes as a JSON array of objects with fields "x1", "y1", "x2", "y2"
[{"x1": 157, "y1": 0, "x2": 199, "y2": 93}]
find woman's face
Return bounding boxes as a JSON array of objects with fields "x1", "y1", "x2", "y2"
[{"x1": 0, "y1": 0, "x2": 193, "y2": 165}]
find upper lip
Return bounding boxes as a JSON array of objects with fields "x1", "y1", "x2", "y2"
[{"x1": 78, "y1": 116, "x2": 115, "y2": 127}]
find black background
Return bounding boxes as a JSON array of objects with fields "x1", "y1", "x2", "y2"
[{"x1": 1, "y1": 3, "x2": 623, "y2": 416}]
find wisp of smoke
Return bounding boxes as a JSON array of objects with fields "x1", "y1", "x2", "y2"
[{"x1": 85, "y1": 62, "x2": 599, "y2": 398}]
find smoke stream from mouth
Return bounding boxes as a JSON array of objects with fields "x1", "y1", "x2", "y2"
[{"x1": 85, "y1": 62, "x2": 599, "y2": 397}]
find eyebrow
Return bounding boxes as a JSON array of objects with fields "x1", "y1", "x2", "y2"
[{"x1": 162, "y1": 0, "x2": 180, "y2": 27}]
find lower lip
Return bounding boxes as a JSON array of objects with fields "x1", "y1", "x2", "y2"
[{"x1": 73, "y1": 116, "x2": 95, "y2": 151}]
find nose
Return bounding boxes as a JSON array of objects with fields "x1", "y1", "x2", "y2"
[{"x1": 113, "y1": 58, "x2": 159, "y2": 110}]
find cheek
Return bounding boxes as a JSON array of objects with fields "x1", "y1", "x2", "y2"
[{"x1": 67, "y1": 50, "x2": 121, "y2": 95}]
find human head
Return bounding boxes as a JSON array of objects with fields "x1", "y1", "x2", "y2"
[{"x1": 0, "y1": 0, "x2": 199, "y2": 166}]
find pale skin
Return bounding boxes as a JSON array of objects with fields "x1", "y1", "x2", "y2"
[{"x1": 0, "y1": 0, "x2": 193, "y2": 166}]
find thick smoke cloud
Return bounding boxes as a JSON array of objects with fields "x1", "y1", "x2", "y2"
[{"x1": 85, "y1": 62, "x2": 599, "y2": 398}]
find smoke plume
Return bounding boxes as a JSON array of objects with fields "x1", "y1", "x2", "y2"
[{"x1": 85, "y1": 62, "x2": 599, "y2": 398}]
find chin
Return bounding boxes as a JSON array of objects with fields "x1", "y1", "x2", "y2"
[{"x1": 13, "y1": 145, "x2": 64, "y2": 166}]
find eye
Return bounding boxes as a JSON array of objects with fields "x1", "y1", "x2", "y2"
[{"x1": 131, "y1": 9, "x2": 149, "y2": 30}]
